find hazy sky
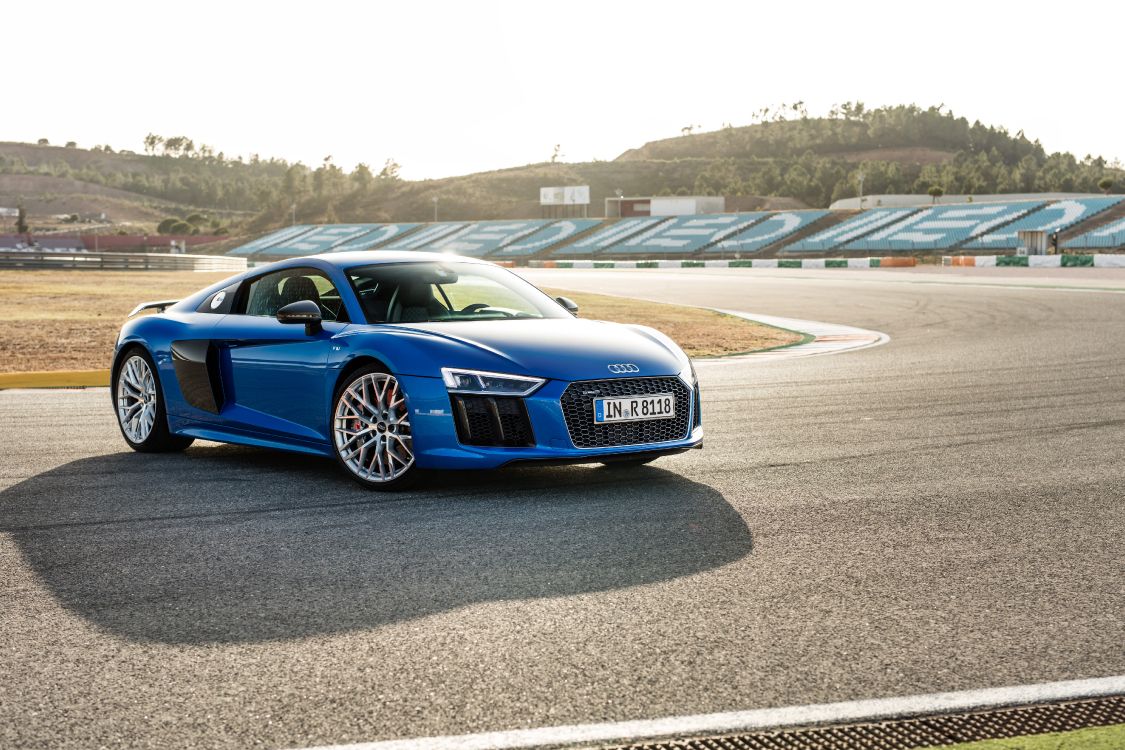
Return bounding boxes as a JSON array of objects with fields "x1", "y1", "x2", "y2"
[{"x1": 9, "y1": 1, "x2": 1122, "y2": 179}]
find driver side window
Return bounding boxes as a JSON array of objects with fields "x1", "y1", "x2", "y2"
[{"x1": 241, "y1": 268, "x2": 348, "y2": 322}]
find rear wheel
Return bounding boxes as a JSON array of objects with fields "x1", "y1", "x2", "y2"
[
  {"x1": 113, "y1": 347, "x2": 194, "y2": 453},
  {"x1": 332, "y1": 365, "x2": 418, "y2": 490}
]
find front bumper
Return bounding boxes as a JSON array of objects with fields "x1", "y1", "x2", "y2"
[{"x1": 400, "y1": 374, "x2": 703, "y2": 470}]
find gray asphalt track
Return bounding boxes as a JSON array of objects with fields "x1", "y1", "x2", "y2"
[{"x1": 2, "y1": 267, "x2": 1123, "y2": 749}]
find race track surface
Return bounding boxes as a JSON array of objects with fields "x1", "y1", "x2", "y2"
[{"x1": 1, "y1": 267, "x2": 1123, "y2": 749}]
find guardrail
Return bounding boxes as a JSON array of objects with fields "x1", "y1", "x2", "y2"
[{"x1": 0, "y1": 250, "x2": 247, "y2": 272}]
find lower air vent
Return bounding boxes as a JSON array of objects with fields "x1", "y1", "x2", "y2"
[{"x1": 451, "y1": 395, "x2": 535, "y2": 447}]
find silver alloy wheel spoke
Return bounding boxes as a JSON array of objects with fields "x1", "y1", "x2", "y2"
[
  {"x1": 334, "y1": 372, "x2": 414, "y2": 483},
  {"x1": 117, "y1": 355, "x2": 158, "y2": 443}
]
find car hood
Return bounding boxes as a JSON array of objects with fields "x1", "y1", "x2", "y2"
[{"x1": 383, "y1": 318, "x2": 688, "y2": 381}]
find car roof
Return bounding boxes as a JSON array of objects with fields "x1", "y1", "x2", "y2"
[{"x1": 298, "y1": 250, "x2": 494, "y2": 269}]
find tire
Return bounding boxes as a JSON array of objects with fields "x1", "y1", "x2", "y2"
[
  {"x1": 331, "y1": 364, "x2": 419, "y2": 490},
  {"x1": 113, "y1": 346, "x2": 194, "y2": 453}
]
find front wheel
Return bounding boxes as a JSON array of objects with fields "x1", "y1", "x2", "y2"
[
  {"x1": 113, "y1": 347, "x2": 194, "y2": 453},
  {"x1": 332, "y1": 365, "x2": 418, "y2": 490}
]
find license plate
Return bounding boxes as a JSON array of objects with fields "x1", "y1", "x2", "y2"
[{"x1": 593, "y1": 393, "x2": 675, "y2": 424}]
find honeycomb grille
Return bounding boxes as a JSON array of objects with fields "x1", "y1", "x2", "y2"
[{"x1": 560, "y1": 377, "x2": 692, "y2": 448}]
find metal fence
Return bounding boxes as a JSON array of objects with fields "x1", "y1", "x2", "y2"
[{"x1": 0, "y1": 250, "x2": 247, "y2": 272}]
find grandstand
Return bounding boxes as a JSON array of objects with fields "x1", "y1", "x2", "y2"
[
  {"x1": 228, "y1": 224, "x2": 419, "y2": 257},
  {"x1": 490, "y1": 219, "x2": 602, "y2": 258},
  {"x1": 709, "y1": 211, "x2": 828, "y2": 254},
  {"x1": 555, "y1": 218, "x2": 670, "y2": 255},
  {"x1": 611, "y1": 213, "x2": 768, "y2": 255},
  {"x1": 786, "y1": 208, "x2": 920, "y2": 252},
  {"x1": 423, "y1": 220, "x2": 550, "y2": 256},
  {"x1": 225, "y1": 197, "x2": 1125, "y2": 262},
  {"x1": 1064, "y1": 216, "x2": 1125, "y2": 249},
  {"x1": 964, "y1": 197, "x2": 1125, "y2": 249},
  {"x1": 842, "y1": 201, "x2": 1044, "y2": 251},
  {"x1": 383, "y1": 222, "x2": 466, "y2": 250}
]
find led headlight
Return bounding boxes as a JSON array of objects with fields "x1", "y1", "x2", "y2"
[
  {"x1": 678, "y1": 359, "x2": 698, "y2": 387},
  {"x1": 441, "y1": 368, "x2": 545, "y2": 396}
]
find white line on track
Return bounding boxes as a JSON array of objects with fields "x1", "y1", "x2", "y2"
[
  {"x1": 698, "y1": 311, "x2": 889, "y2": 365},
  {"x1": 290, "y1": 675, "x2": 1125, "y2": 750}
]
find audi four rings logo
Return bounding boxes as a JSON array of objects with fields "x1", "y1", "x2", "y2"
[{"x1": 607, "y1": 363, "x2": 640, "y2": 374}]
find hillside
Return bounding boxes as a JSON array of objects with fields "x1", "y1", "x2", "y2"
[{"x1": 3, "y1": 105, "x2": 1122, "y2": 236}]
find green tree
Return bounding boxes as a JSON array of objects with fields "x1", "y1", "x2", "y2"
[
  {"x1": 928, "y1": 185, "x2": 945, "y2": 204},
  {"x1": 65, "y1": 141, "x2": 77, "y2": 148},
  {"x1": 1099, "y1": 176, "x2": 1114, "y2": 195},
  {"x1": 36, "y1": 138, "x2": 49, "y2": 146},
  {"x1": 378, "y1": 158, "x2": 402, "y2": 181},
  {"x1": 351, "y1": 163, "x2": 374, "y2": 192}
]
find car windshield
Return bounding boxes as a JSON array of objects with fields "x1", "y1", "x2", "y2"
[{"x1": 347, "y1": 261, "x2": 570, "y2": 324}]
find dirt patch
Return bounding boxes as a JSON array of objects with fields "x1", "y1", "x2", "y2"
[
  {"x1": 0, "y1": 271, "x2": 801, "y2": 373},
  {"x1": 0, "y1": 271, "x2": 231, "y2": 372}
]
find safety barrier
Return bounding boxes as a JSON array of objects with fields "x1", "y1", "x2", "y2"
[
  {"x1": 942, "y1": 254, "x2": 1125, "y2": 267},
  {"x1": 0, "y1": 250, "x2": 247, "y2": 272},
  {"x1": 528, "y1": 257, "x2": 916, "y2": 269}
]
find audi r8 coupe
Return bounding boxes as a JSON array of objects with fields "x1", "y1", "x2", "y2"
[{"x1": 112, "y1": 252, "x2": 703, "y2": 489}]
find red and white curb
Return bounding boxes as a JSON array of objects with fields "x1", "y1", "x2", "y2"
[
  {"x1": 699, "y1": 311, "x2": 889, "y2": 365},
  {"x1": 289, "y1": 675, "x2": 1125, "y2": 750}
]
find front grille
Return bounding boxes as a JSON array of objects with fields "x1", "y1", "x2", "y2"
[
  {"x1": 560, "y1": 376, "x2": 692, "y2": 448},
  {"x1": 451, "y1": 394, "x2": 535, "y2": 447}
]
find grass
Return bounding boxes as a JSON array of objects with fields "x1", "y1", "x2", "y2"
[
  {"x1": 0, "y1": 270, "x2": 800, "y2": 376},
  {"x1": 919, "y1": 724, "x2": 1125, "y2": 750}
]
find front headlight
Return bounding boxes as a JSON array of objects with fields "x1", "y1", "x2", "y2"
[
  {"x1": 678, "y1": 359, "x2": 698, "y2": 388},
  {"x1": 441, "y1": 367, "x2": 545, "y2": 396}
]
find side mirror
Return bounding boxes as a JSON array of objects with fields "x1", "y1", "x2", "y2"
[
  {"x1": 556, "y1": 296, "x2": 579, "y2": 316},
  {"x1": 277, "y1": 299, "x2": 322, "y2": 335}
]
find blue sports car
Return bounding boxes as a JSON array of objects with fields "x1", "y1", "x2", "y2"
[{"x1": 113, "y1": 252, "x2": 703, "y2": 489}]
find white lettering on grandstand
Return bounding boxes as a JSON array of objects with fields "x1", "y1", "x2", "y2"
[
  {"x1": 812, "y1": 209, "x2": 910, "y2": 244},
  {"x1": 975, "y1": 200, "x2": 1089, "y2": 244},
  {"x1": 239, "y1": 225, "x2": 311, "y2": 252},
  {"x1": 572, "y1": 219, "x2": 661, "y2": 249},
  {"x1": 505, "y1": 221, "x2": 589, "y2": 252},
  {"x1": 1092, "y1": 218, "x2": 1125, "y2": 237},
  {"x1": 332, "y1": 225, "x2": 411, "y2": 252},
  {"x1": 433, "y1": 222, "x2": 543, "y2": 253},
  {"x1": 870, "y1": 205, "x2": 1031, "y2": 244},
  {"x1": 622, "y1": 216, "x2": 760, "y2": 249},
  {"x1": 289, "y1": 225, "x2": 375, "y2": 252},
  {"x1": 718, "y1": 213, "x2": 801, "y2": 248},
  {"x1": 388, "y1": 224, "x2": 467, "y2": 249}
]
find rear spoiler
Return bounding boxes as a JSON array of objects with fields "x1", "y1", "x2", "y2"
[{"x1": 127, "y1": 299, "x2": 180, "y2": 317}]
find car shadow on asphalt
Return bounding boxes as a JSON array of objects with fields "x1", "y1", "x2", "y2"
[{"x1": 0, "y1": 445, "x2": 752, "y2": 645}]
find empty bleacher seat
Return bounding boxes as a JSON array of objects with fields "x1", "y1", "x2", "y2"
[
  {"x1": 491, "y1": 219, "x2": 602, "y2": 257},
  {"x1": 427, "y1": 220, "x2": 552, "y2": 257},
  {"x1": 1064, "y1": 216, "x2": 1125, "y2": 249},
  {"x1": 966, "y1": 197, "x2": 1125, "y2": 248},
  {"x1": 384, "y1": 222, "x2": 468, "y2": 250},
  {"x1": 612, "y1": 214, "x2": 768, "y2": 255},
  {"x1": 711, "y1": 210, "x2": 828, "y2": 253},
  {"x1": 786, "y1": 208, "x2": 918, "y2": 252},
  {"x1": 553, "y1": 218, "x2": 668, "y2": 255},
  {"x1": 843, "y1": 202, "x2": 1044, "y2": 251},
  {"x1": 329, "y1": 224, "x2": 418, "y2": 253},
  {"x1": 228, "y1": 225, "x2": 317, "y2": 256}
]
